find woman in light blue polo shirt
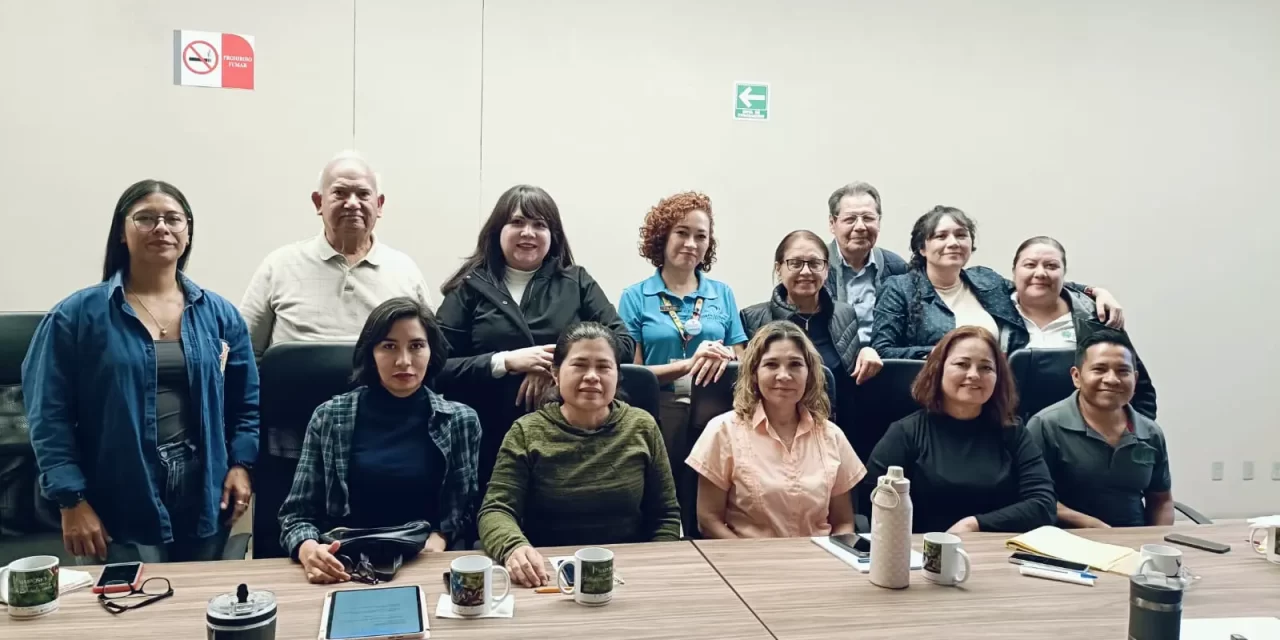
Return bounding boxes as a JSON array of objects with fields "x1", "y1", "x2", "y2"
[{"x1": 618, "y1": 191, "x2": 748, "y2": 527}]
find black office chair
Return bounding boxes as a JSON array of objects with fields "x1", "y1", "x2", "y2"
[
  {"x1": 254, "y1": 341, "x2": 356, "y2": 558},
  {"x1": 0, "y1": 312, "x2": 43, "y2": 388},
  {"x1": 1009, "y1": 348, "x2": 1076, "y2": 421},
  {"x1": 617, "y1": 364, "x2": 660, "y2": 420},
  {"x1": 843, "y1": 359, "x2": 923, "y2": 526},
  {"x1": 682, "y1": 363, "x2": 837, "y2": 537},
  {"x1": 0, "y1": 313, "x2": 66, "y2": 563},
  {"x1": 843, "y1": 359, "x2": 923, "y2": 462}
]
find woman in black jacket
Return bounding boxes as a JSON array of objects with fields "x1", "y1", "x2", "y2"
[
  {"x1": 436, "y1": 185, "x2": 635, "y2": 488},
  {"x1": 1007, "y1": 236, "x2": 1156, "y2": 418},
  {"x1": 740, "y1": 231, "x2": 884, "y2": 450}
]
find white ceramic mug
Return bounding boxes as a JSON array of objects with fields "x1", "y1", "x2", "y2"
[
  {"x1": 0, "y1": 555, "x2": 60, "y2": 619},
  {"x1": 556, "y1": 547, "x2": 614, "y2": 606},
  {"x1": 921, "y1": 532, "x2": 971, "y2": 586},
  {"x1": 1136, "y1": 544, "x2": 1184, "y2": 580},
  {"x1": 1249, "y1": 525, "x2": 1280, "y2": 564},
  {"x1": 449, "y1": 555, "x2": 510, "y2": 616}
]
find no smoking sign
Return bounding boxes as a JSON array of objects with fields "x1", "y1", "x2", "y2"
[
  {"x1": 174, "y1": 30, "x2": 254, "y2": 90},
  {"x1": 182, "y1": 40, "x2": 218, "y2": 74}
]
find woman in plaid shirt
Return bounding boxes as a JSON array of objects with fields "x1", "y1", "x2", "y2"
[{"x1": 278, "y1": 298, "x2": 481, "y2": 584}]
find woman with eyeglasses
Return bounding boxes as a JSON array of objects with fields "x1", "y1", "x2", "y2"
[
  {"x1": 741, "y1": 231, "x2": 883, "y2": 452},
  {"x1": 23, "y1": 180, "x2": 259, "y2": 564},
  {"x1": 742, "y1": 230, "x2": 883, "y2": 385},
  {"x1": 279, "y1": 297, "x2": 481, "y2": 584}
]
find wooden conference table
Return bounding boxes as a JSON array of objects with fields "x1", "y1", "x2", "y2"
[
  {"x1": 2, "y1": 522, "x2": 1275, "y2": 639},
  {"x1": 695, "y1": 521, "x2": 1279, "y2": 640}
]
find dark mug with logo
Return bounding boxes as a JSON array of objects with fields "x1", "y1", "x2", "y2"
[{"x1": 0, "y1": 555, "x2": 60, "y2": 619}]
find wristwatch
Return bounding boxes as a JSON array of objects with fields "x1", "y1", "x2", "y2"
[{"x1": 56, "y1": 491, "x2": 85, "y2": 510}]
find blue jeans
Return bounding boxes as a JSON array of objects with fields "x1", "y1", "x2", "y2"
[{"x1": 78, "y1": 440, "x2": 230, "y2": 564}]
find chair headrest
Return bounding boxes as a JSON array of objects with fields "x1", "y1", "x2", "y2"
[
  {"x1": 259, "y1": 341, "x2": 356, "y2": 426},
  {"x1": 0, "y1": 313, "x2": 45, "y2": 386}
]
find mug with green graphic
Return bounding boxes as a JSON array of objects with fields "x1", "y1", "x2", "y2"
[
  {"x1": 0, "y1": 555, "x2": 60, "y2": 618},
  {"x1": 556, "y1": 547, "x2": 614, "y2": 606}
]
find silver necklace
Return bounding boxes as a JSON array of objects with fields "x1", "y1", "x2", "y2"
[
  {"x1": 794, "y1": 312, "x2": 815, "y2": 331},
  {"x1": 129, "y1": 292, "x2": 174, "y2": 337}
]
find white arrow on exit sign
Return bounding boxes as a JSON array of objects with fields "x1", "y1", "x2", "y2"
[{"x1": 739, "y1": 86, "x2": 765, "y2": 107}]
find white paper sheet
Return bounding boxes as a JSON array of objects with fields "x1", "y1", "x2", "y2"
[
  {"x1": 433, "y1": 593, "x2": 514, "y2": 619},
  {"x1": 811, "y1": 534, "x2": 924, "y2": 573},
  {"x1": 60, "y1": 569, "x2": 93, "y2": 595},
  {"x1": 1181, "y1": 617, "x2": 1280, "y2": 639}
]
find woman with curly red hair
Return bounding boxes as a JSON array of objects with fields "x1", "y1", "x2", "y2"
[{"x1": 618, "y1": 192, "x2": 748, "y2": 523}]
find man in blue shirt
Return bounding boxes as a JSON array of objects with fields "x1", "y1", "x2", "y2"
[{"x1": 823, "y1": 182, "x2": 908, "y2": 343}]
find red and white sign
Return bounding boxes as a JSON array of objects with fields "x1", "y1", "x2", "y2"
[{"x1": 175, "y1": 30, "x2": 254, "y2": 90}]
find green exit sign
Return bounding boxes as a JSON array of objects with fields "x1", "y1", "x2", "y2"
[{"x1": 734, "y1": 82, "x2": 769, "y2": 120}]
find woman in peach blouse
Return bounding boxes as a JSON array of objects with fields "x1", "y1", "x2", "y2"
[{"x1": 686, "y1": 320, "x2": 866, "y2": 538}]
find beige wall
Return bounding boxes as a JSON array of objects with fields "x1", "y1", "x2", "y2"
[{"x1": 1, "y1": 0, "x2": 1276, "y2": 516}]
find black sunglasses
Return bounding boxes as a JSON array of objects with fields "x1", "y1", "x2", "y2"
[
  {"x1": 338, "y1": 554, "x2": 380, "y2": 585},
  {"x1": 98, "y1": 577, "x2": 173, "y2": 615}
]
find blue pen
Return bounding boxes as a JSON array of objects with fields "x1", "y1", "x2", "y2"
[{"x1": 1024, "y1": 562, "x2": 1097, "y2": 580}]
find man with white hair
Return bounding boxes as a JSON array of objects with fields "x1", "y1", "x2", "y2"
[{"x1": 240, "y1": 151, "x2": 432, "y2": 358}]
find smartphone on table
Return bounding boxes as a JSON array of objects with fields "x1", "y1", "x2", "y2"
[
  {"x1": 830, "y1": 533, "x2": 871, "y2": 559},
  {"x1": 1008, "y1": 552, "x2": 1090, "y2": 573},
  {"x1": 93, "y1": 562, "x2": 144, "y2": 595},
  {"x1": 1164, "y1": 533, "x2": 1231, "y2": 554}
]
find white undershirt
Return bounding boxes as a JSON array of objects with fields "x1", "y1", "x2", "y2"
[
  {"x1": 935, "y1": 280, "x2": 1000, "y2": 338},
  {"x1": 504, "y1": 266, "x2": 536, "y2": 303},
  {"x1": 1013, "y1": 293, "x2": 1077, "y2": 348}
]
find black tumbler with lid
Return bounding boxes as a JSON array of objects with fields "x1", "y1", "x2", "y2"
[
  {"x1": 1128, "y1": 573, "x2": 1183, "y2": 640},
  {"x1": 207, "y1": 583, "x2": 277, "y2": 640}
]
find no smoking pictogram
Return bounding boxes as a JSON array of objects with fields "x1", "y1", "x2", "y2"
[{"x1": 183, "y1": 40, "x2": 218, "y2": 74}]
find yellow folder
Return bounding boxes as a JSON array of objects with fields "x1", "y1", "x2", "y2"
[{"x1": 1007, "y1": 526, "x2": 1144, "y2": 575}]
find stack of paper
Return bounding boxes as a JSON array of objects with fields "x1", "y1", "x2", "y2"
[
  {"x1": 59, "y1": 569, "x2": 94, "y2": 595},
  {"x1": 1006, "y1": 526, "x2": 1143, "y2": 575}
]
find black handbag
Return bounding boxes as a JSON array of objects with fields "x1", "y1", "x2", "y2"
[{"x1": 321, "y1": 520, "x2": 432, "y2": 583}]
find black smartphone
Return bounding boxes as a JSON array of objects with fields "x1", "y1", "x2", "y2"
[
  {"x1": 1009, "y1": 552, "x2": 1090, "y2": 573},
  {"x1": 830, "y1": 533, "x2": 871, "y2": 558},
  {"x1": 1164, "y1": 533, "x2": 1231, "y2": 554},
  {"x1": 93, "y1": 562, "x2": 144, "y2": 595}
]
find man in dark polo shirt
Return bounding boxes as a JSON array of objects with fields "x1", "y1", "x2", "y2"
[{"x1": 1027, "y1": 330, "x2": 1174, "y2": 528}]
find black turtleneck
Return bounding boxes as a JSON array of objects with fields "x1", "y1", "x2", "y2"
[
  {"x1": 348, "y1": 385, "x2": 444, "y2": 529},
  {"x1": 862, "y1": 409, "x2": 1056, "y2": 534}
]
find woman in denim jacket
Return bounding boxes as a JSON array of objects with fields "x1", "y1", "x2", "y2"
[
  {"x1": 871, "y1": 206, "x2": 1125, "y2": 360},
  {"x1": 23, "y1": 180, "x2": 259, "y2": 563}
]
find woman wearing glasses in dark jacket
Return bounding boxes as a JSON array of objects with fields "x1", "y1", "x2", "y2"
[
  {"x1": 23, "y1": 180, "x2": 259, "y2": 564},
  {"x1": 741, "y1": 231, "x2": 884, "y2": 450}
]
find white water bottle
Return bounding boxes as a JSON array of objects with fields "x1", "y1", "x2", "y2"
[{"x1": 869, "y1": 465, "x2": 913, "y2": 589}]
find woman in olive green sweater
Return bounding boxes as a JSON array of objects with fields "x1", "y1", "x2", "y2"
[{"x1": 479, "y1": 322, "x2": 682, "y2": 587}]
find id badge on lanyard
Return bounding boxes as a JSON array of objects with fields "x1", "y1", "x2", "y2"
[{"x1": 661, "y1": 295, "x2": 704, "y2": 396}]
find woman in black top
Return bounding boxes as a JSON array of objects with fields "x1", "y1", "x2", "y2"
[
  {"x1": 435, "y1": 185, "x2": 635, "y2": 487},
  {"x1": 863, "y1": 325, "x2": 1055, "y2": 534}
]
